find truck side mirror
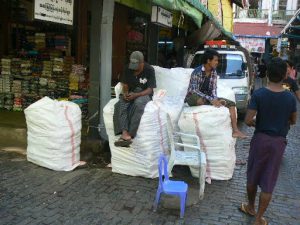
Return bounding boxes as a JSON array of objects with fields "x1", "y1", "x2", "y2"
[{"x1": 242, "y1": 62, "x2": 247, "y2": 71}]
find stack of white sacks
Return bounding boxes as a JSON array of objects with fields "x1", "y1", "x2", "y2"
[
  {"x1": 103, "y1": 67, "x2": 193, "y2": 178},
  {"x1": 103, "y1": 66, "x2": 236, "y2": 180},
  {"x1": 25, "y1": 97, "x2": 82, "y2": 171}
]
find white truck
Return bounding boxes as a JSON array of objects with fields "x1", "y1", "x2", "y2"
[{"x1": 186, "y1": 45, "x2": 254, "y2": 115}]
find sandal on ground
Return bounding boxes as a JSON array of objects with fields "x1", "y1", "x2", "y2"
[
  {"x1": 114, "y1": 137, "x2": 132, "y2": 147},
  {"x1": 239, "y1": 203, "x2": 255, "y2": 216},
  {"x1": 254, "y1": 217, "x2": 268, "y2": 225}
]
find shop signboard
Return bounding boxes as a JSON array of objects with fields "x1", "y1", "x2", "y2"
[
  {"x1": 34, "y1": 0, "x2": 74, "y2": 25},
  {"x1": 236, "y1": 37, "x2": 265, "y2": 53},
  {"x1": 151, "y1": 6, "x2": 172, "y2": 28}
]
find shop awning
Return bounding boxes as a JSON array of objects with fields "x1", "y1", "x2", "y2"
[
  {"x1": 231, "y1": 0, "x2": 249, "y2": 8},
  {"x1": 234, "y1": 22, "x2": 283, "y2": 38},
  {"x1": 152, "y1": 0, "x2": 235, "y2": 40},
  {"x1": 281, "y1": 8, "x2": 300, "y2": 39}
]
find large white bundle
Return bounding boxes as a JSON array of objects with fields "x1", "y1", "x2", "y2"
[
  {"x1": 25, "y1": 97, "x2": 82, "y2": 171},
  {"x1": 103, "y1": 97, "x2": 169, "y2": 178},
  {"x1": 153, "y1": 67, "x2": 193, "y2": 97},
  {"x1": 103, "y1": 67, "x2": 192, "y2": 178},
  {"x1": 178, "y1": 98, "x2": 236, "y2": 180},
  {"x1": 153, "y1": 67, "x2": 193, "y2": 128}
]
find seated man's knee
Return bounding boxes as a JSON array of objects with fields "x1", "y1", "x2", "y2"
[
  {"x1": 134, "y1": 96, "x2": 150, "y2": 105},
  {"x1": 186, "y1": 94, "x2": 205, "y2": 106},
  {"x1": 196, "y1": 97, "x2": 206, "y2": 106}
]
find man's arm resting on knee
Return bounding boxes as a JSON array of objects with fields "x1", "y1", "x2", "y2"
[
  {"x1": 127, "y1": 88, "x2": 153, "y2": 101},
  {"x1": 245, "y1": 109, "x2": 257, "y2": 127}
]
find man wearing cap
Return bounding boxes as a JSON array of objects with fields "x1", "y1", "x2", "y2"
[{"x1": 114, "y1": 51, "x2": 156, "y2": 147}]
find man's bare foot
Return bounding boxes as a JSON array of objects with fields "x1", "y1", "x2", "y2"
[
  {"x1": 239, "y1": 203, "x2": 256, "y2": 216},
  {"x1": 121, "y1": 135, "x2": 131, "y2": 141},
  {"x1": 253, "y1": 217, "x2": 268, "y2": 225},
  {"x1": 121, "y1": 131, "x2": 132, "y2": 141},
  {"x1": 232, "y1": 130, "x2": 247, "y2": 139}
]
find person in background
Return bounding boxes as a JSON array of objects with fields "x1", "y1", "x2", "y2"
[
  {"x1": 286, "y1": 60, "x2": 297, "y2": 80},
  {"x1": 257, "y1": 59, "x2": 267, "y2": 87},
  {"x1": 185, "y1": 48, "x2": 247, "y2": 139},
  {"x1": 114, "y1": 51, "x2": 156, "y2": 147},
  {"x1": 282, "y1": 60, "x2": 300, "y2": 102},
  {"x1": 253, "y1": 57, "x2": 259, "y2": 79},
  {"x1": 241, "y1": 57, "x2": 297, "y2": 225}
]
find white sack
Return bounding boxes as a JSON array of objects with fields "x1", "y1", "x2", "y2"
[
  {"x1": 178, "y1": 105, "x2": 236, "y2": 180},
  {"x1": 153, "y1": 66, "x2": 193, "y2": 129},
  {"x1": 25, "y1": 97, "x2": 82, "y2": 171},
  {"x1": 103, "y1": 97, "x2": 169, "y2": 178}
]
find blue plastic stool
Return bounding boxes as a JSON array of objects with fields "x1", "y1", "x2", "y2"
[{"x1": 153, "y1": 154, "x2": 188, "y2": 218}]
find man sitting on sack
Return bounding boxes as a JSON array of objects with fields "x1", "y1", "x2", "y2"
[
  {"x1": 114, "y1": 51, "x2": 156, "y2": 147},
  {"x1": 185, "y1": 48, "x2": 247, "y2": 138}
]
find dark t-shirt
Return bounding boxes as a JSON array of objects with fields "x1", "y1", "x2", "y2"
[
  {"x1": 248, "y1": 87, "x2": 297, "y2": 137},
  {"x1": 282, "y1": 77, "x2": 299, "y2": 93},
  {"x1": 200, "y1": 76, "x2": 211, "y2": 96},
  {"x1": 121, "y1": 63, "x2": 156, "y2": 93}
]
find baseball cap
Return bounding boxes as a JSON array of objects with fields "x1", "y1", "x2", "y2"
[{"x1": 128, "y1": 51, "x2": 144, "y2": 70}]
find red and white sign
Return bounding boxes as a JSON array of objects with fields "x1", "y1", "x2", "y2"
[{"x1": 236, "y1": 37, "x2": 265, "y2": 53}]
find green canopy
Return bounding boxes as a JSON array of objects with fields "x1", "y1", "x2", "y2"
[
  {"x1": 153, "y1": 0, "x2": 235, "y2": 39},
  {"x1": 152, "y1": 0, "x2": 203, "y2": 28}
]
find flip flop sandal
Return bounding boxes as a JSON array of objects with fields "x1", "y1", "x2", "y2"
[
  {"x1": 239, "y1": 203, "x2": 255, "y2": 216},
  {"x1": 261, "y1": 217, "x2": 268, "y2": 225},
  {"x1": 114, "y1": 137, "x2": 132, "y2": 147}
]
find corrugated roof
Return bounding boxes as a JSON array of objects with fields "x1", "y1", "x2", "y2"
[{"x1": 234, "y1": 22, "x2": 283, "y2": 38}]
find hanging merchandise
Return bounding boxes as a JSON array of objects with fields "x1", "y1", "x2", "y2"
[
  {"x1": 12, "y1": 80, "x2": 22, "y2": 93},
  {"x1": 0, "y1": 94, "x2": 4, "y2": 108},
  {"x1": 11, "y1": 58, "x2": 21, "y2": 79},
  {"x1": 4, "y1": 93, "x2": 14, "y2": 110},
  {"x1": 69, "y1": 64, "x2": 88, "y2": 118},
  {"x1": 0, "y1": 27, "x2": 88, "y2": 116},
  {"x1": 0, "y1": 58, "x2": 12, "y2": 95},
  {"x1": 20, "y1": 60, "x2": 32, "y2": 76},
  {"x1": 22, "y1": 80, "x2": 30, "y2": 95},
  {"x1": 35, "y1": 33, "x2": 46, "y2": 50},
  {"x1": 0, "y1": 75, "x2": 12, "y2": 94},
  {"x1": 42, "y1": 60, "x2": 52, "y2": 78},
  {"x1": 1, "y1": 58, "x2": 11, "y2": 76},
  {"x1": 63, "y1": 56, "x2": 74, "y2": 77},
  {"x1": 13, "y1": 93, "x2": 23, "y2": 111}
]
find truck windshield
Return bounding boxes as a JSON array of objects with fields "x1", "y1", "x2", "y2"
[{"x1": 190, "y1": 53, "x2": 245, "y2": 79}]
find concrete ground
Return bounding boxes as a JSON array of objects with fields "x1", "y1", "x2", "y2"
[{"x1": 0, "y1": 81, "x2": 300, "y2": 224}]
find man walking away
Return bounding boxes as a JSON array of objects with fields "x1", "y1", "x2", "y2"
[{"x1": 240, "y1": 57, "x2": 297, "y2": 225}]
